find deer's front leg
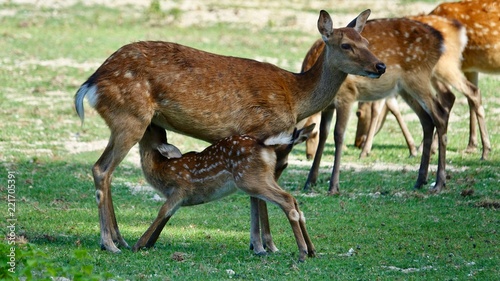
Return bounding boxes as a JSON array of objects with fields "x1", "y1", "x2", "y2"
[
  {"x1": 133, "y1": 215, "x2": 171, "y2": 252},
  {"x1": 328, "y1": 101, "x2": 352, "y2": 195},
  {"x1": 359, "y1": 99, "x2": 384, "y2": 158},
  {"x1": 304, "y1": 108, "x2": 335, "y2": 191},
  {"x1": 133, "y1": 199, "x2": 180, "y2": 251}
]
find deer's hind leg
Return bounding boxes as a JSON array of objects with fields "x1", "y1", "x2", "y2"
[
  {"x1": 93, "y1": 110, "x2": 154, "y2": 252},
  {"x1": 243, "y1": 175, "x2": 315, "y2": 262}
]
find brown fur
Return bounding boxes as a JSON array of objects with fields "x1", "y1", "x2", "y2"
[
  {"x1": 430, "y1": 0, "x2": 499, "y2": 153},
  {"x1": 354, "y1": 1, "x2": 499, "y2": 163},
  {"x1": 74, "y1": 10, "x2": 384, "y2": 253},
  {"x1": 134, "y1": 124, "x2": 315, "y2": 261},
  {"x1": 431, "y1": 0, "x2": 500, "y2": 74},
  {"x1": 300, "y1": 17, "x2": 450, "y2": 195}
]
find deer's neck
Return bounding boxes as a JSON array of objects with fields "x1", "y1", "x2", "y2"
[
  {"x1": 294, "y1": 48, "x2": 347, "y2": 121},
  {"x1": 138, "y1": 147, "x2": 163, "y2": 180}
]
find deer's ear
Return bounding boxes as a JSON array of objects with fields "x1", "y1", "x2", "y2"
[
  {"x1": 293, "y1": 123, "x2": 316, "y2": 145},
  {"x1": 346, "y1": 9, "x2": 371, "y2": 33},
  {"x1": 157, "y1": 144, "x2": 183, "y2": 159},
  {"x1": 318, "y1": 10, "x2": 334, "y2": 42}
]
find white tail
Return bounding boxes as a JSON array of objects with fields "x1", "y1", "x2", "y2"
[
  {"x1": 74, "y1": 9, "x2": 385, "y2": 253},
  {"x1": 133, "y1": 124, "x2": 316, "y2": 261},
  {"x1": 431, "y1": 0, "x2": 500, "y2": 75}
]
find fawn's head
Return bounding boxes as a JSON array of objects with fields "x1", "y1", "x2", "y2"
[
  {"x1": 354, "y1": 102, "x2": 372, "y2": 148},
  {"x1": 274, "y1": 123, "x2": 316, "y2": 179},
  {"x1": 140, "y1": 124, "x2": 182, "y2": 159},
  {"x1": 318, "y1": 9, "x2": 386, "y2": 78}
]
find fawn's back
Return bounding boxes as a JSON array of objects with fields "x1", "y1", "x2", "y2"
[{"x1": 140, "y1": 133, "x2": 279, "y2": 206}]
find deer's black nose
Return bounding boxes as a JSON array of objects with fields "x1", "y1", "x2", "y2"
[{"x1": 376, "y1": 62, "x2": 386, "y2": 74}]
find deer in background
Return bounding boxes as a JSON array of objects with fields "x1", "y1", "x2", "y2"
[
  {"x1": 354, "y1": 12, "x2": 493, "y2": 161},
  {"x1": 133, "y1": 123, "x2": 315, "y2": 261},
  {"x1": 353, "y1": 96, "x2": 417, "y2": 158},
  {"x1": 74, "y1": 9, "x2": 385, "y2": 253},
  {"x1": 300, "y1": 17, "x2": 453, "y2": 195},
  {"x1": 430, "y1": 0, "x2": 499, "y2": 156},
  {"x1": 305, "y1": 94, "x2": 417, "y2": 160}
]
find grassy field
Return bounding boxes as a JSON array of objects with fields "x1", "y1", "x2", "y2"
[{"x1": 1, "y1": 1, "x2": 499, "y2": 280}]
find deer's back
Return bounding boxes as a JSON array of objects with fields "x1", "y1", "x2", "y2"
[
  {"x1": 143, "y1": 135, "x2": 275, "y2": 205},
  {"x1": 408, "y1": 14, "x2": 467, "y2": 84},
  {"x1": 91, "y1": 41, "x2": 298, "y2": 143},
  {"x1": 339, "y1": 18, "x2": 443, "y2": 102},
  {"x1": 361, "y1": 18, "x2": 443, "y2": 73},
  {"x1": 430, "y1": 0, "x2": 500, "y2": 73}
]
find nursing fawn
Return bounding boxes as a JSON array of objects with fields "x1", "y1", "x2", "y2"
[
  {"x1": 133, "y1": 124, "x2": 316, "y2": 261},
  {"x1": 75, "y1": 9, "x2": 384, "y2": 252}
]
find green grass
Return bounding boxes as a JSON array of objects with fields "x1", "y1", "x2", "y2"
[{"x1": 1, "y1": 1, "x2": 499, "y2": 280}]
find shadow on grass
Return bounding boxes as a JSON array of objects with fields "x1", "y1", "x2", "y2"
[
  {"x1": 4, "y1": 150, "x2": 499, "y2": 280},
  {"x1": 9, "y1": 154, "x2": 262, "y2": 253},
  {"x1": 8, "y1": 147, "x2": 499, "y2": 257}
]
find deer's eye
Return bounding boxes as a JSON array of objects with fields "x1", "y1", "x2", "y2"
[{"x1": 341, "y1": 43, "x2": 351, "y2": 50}]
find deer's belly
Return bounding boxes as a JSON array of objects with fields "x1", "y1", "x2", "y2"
[{"x1": 184, "y1": 180, "x2": 238, "y2": 206}]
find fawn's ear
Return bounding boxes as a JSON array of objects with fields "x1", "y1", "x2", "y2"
[
  {"x1": 157, "y1": 144, "x2": 183, "y2": 159},
  {"x1": 293, "y1": 123, "x2": 316, "y2": 145}
]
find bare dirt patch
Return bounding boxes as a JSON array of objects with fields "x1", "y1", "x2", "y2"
[{"x1": 5, "y1": 0, "x2": 438, "y2": 32}]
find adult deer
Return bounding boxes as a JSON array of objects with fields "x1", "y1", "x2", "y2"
[
  {"x1": 430, "y1": 0, "x2": 499, "y2": 156},
  {"x1": 354, "y1": 13, "x2": 492, "y2": 161},
  {"x1": 133, "y1": 123, "x2": 315, "y2": 261},
  {"x1": 300, "y1": 18, "x2": 452, "y2": 195},
  {"x1": 74, "y1": 10, "x2": 385, "y2": 253}
]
